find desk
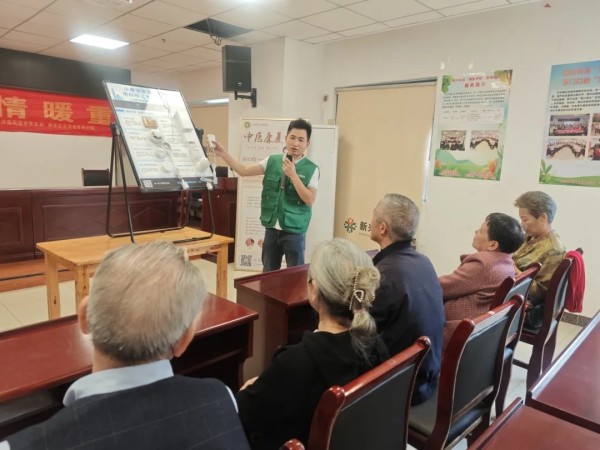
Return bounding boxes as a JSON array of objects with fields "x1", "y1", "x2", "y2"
[
  {"x1": 0, "y1": 294, "x2": 257, "y2": 437},
  {"x1": 37, "y1": 227, "x2": 233, "y2": 319},
  {"x1": 469, "y1": 400, "x2": 600, "y2": 450},
  {"x1": 235, "y1": 265, "x2": 316, "y2": 379},
  {"x1": 526, "y1": 311, "x2": 600, "y2": 433}
]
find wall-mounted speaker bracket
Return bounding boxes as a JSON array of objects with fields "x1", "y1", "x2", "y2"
[{"x1": 234, "y1": 88, "x2": 257, "y2": 108}]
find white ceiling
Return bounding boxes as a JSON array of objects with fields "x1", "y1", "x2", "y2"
[{"x1": 0, "y1": 0, "x2": 538, "y2": 75}]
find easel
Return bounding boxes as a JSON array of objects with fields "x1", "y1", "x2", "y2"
[{"x1": 105, "y1": 122, "x2": 215, "y2": 243}]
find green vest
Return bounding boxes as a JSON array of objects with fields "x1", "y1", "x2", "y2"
[{"x1": 260, "y1": 154, "x2": 318, "y2": 233}]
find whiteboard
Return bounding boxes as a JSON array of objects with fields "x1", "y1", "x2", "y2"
[{"x1": 234, "y1": 120, "x2": 338, "y2": 270}]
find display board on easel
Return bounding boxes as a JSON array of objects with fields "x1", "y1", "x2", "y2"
[{"x1": 104, "y1": 81, "x2": 215, "y2": 192}]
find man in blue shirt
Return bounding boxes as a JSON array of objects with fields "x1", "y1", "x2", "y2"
[{"x1": 2, "y1": 241, "x2": 249, "y2": 450}]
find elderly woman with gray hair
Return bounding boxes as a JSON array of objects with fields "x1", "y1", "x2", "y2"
[
  {"x1": 236, "y1": 238, "x2": 389, "y2": 450},
  {"x1": 513, "y1": 191, "x2": 565, "y2": 330}
]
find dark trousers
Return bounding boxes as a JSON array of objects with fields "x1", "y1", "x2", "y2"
[{"x1": 262, "y1": 228, "x2": 305, "y2": 272}]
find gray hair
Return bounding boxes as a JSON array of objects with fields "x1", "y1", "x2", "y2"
[
  {"x1": 87, "y1": 240, "x2": 206, "y2": 365},
  {"x1": 308, "y1": 238, "x2": 380, "y2": 361},
  {"x1": 514, "y1": 191, "x2": 557, "y2": 223},
  {"x1": 375, "y1": 193, "x2": 420, "y2": 241}
]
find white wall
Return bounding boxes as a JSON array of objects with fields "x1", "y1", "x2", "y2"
[{"x1": 320, "y1": 0, "x2": 599, "y2": 317}]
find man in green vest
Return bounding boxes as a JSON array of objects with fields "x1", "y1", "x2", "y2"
[{"x1": 214, "y1": 119, "x2": 319, "y2": 272}]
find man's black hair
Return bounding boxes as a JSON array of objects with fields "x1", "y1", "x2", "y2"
[{"x1": 287, "y1": 118, "x2": 312, "y2": 140}]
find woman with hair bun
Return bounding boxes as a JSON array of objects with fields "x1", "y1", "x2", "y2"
[{"x1": 236, "y1": 238, "x2": 389, "y2": 450}]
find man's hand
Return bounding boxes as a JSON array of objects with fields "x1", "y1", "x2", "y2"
[{"x1": 213, "y1": 141, "x2": 227, "y2": 158}]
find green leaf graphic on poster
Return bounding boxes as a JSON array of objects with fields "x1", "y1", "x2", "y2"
[
  {"x1": 494, "y1": 70, "x2": 512, "y2": 85},
  {"x1": 441, "y1": 75, "x2": 453, "y2": 93},
  {"x1": 539, "y1": 159, "x2": 554, "y2": 184}
]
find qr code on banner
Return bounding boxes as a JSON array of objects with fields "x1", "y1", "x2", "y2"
[{"x1": 240, "y1": 254, "x2": 253, "y2": 267}]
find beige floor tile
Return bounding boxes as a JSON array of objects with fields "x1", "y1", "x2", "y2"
[{"x1": 0, "y1": 302, "x2": 22, "y2": 332}]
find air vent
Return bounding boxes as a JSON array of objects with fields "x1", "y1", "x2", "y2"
[{"x1": 186, "y1": 18, "x2": 251, "y2": 39}]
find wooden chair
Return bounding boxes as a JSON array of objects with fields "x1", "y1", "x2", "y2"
[
  {"x1": 280, "y1": 337, "x2": 431, "y2": 450},
  {"x1": 408, "y1": 297, "x2": 522, "y2": 450},
  {"x1": 513, "y1": 252, "x2": 578, "y2": 388},
  {"x1": 81, "y1": 168, "x2": 110, "y2": 186},
  {"x1": 491, "y1": 263, "x2": 541, "y2": 416}
]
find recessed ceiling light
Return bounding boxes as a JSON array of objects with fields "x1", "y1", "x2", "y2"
[{"x1": 70, "y1": 34, "x2": 129, "y2": 49}]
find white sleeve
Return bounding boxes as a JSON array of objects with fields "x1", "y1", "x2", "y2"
[
  {"x1": 307, "y1": 166, "x2": 320, "y2": 190},
  {"x1": 258, "y1": 157, "x2": 269, "y2": 172}
]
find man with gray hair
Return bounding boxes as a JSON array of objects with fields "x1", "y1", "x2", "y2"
[
  {"x1": 3, "y1": 241, "x2": 249, "y2": 450},
  {"x1": 369, "y1": 193, "x2": 445, "y2": 405}
]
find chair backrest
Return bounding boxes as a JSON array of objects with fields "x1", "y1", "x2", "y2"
[
  {"x1": 430, "y1": 298, "x2": 522, "y2": 446},
  {"x1": 490, "y1": 263, "x2": 541, "y2": 344},
  {"x1": 81, "y1": 168, "x2": 110, "y2": 186},
  {"x1": 490, "y1": 263, "x2": 541, "y2": 310},
  {"x1": 539, "y1": 256, "x2": 573, "y2": 340},
  {"x1": 280, "y1": 439, "x2": 305, "y2": 450},
  {"x1": 307, "y1": 337, "x2": 431, "y2": 450}
]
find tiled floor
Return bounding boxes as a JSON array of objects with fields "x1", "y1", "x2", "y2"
[{"x1": 0, "y1": 261, "x2": 583, "y2": 449}]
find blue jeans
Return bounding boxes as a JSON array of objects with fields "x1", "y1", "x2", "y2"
[{"x1": 262, "y1": 228, "x2": 305, "y2": 272}]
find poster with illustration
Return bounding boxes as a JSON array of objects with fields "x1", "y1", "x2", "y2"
[
  {"x1": 540, "y1": 60, "x2": 600, "y2": 187},
  {"x1": 432, "y1": 70, "x2": 512, "y2": 181}
]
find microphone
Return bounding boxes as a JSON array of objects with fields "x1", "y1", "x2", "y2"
[{"x1": 280, "y1": 153, "x2": 293, "y2": 189}]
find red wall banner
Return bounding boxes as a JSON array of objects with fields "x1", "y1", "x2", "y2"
[{"x1": 0, "y1": 87, "x2": 113, "y2": 137}]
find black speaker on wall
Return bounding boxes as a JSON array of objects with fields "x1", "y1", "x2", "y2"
[{"x1": 222, "y1": 45, "x2": 251, "y2": 93}]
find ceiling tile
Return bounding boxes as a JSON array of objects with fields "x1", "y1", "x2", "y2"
[
  {"x1": 440, "y1": 0, "x2": 510, "y2": 16},
  {"x1": 178, "y1": 45, "x2": 221, "y2": 61},
  {"x1": 45, "y1": 0, "x2": 124, "y2": 23},
  {"x1": 305, "y1": 33, "x2": 344, "y2": 44},
  {"x1": 137, "y1": 34, "x2": 196, "y2": 52},
  {"x1": 92, "y1": 25, "x2": 152, "y2": 44},
  {"x1": 159, "y1": 28, "x2": 214, "y2": 46},
  {"x1": 259, "y1": 0, "x2": 337, "y2": 18},
  {"x1": 40, "y1": 41, "x2": 105, "y2": 61},
  {"x1": 419, "y1": 0, "x2": 476, "y2": 8},
  {"x1": 212, "y1": 4, "x2": 291, "y2": 30},
  {"x1": 2, "y1": 0, "x2": 53, "y2": 8},
  {"x1": 16, "y1": 12, "x2": 97, "y2": 40},
  {"x1": 107, "y1": 14, "x2": 175, "y2": 35},
  {"x1": 347, "y1": 0, "x2": 430, "y2": 21},
  {"x1": 302, "y1": 8, "x2": 375, "y2": 32},
  {"x1": 112, "y1": 43, "x2": 171, "y2": 62},
  {"x1": 0, "y1": 36, "x2": 52, "y2": 53},
  {"x1": 131, "y1": 1, "x2": 207, "y2": 27},
  {"x1": 160, "y1": 0, "x2": 255, "y2": 16},
  {"x1": 327, "y1": 0, "x2": 367, "y2": 6},
  {"x1": 385, "y1": 11, "x2": 443, "y2": 28},
  {"x1": 338, "y1": 22, "x2": 389, "y2": 37},
  {"x1": 0, "y1": 1, "x2": 38, "y2": 29},
  {"x1": 264, "y1": 20, "x2": 328, "y2": 40},
  {"x1": 3, "y1": 30, "x2": 62, "y2": 47},
  {"x1": 229, "y1": 30, "x2": 279, "y2": 45}
]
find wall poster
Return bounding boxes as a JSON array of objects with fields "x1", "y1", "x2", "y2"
[
  {"x1": 540, "y1": 60, "x2": 600, "y2": 187},
  {"x1": 432, "y1": 70, "x2": 513, "y2": 181}
]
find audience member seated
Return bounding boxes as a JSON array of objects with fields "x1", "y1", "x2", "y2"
[
  {"x1": 236, "y1": 238, "x2": 388, "y2": 450},
  {"x1": 440, "y1": 213, "x2": 525, "y2": 347},
  {"x1": 368, "y1": 193, "x2": 444, "y2": 405},
  {"x1": 513, "y1": 191, "x2": 565, "y2": 330},
  {"x1": 1, "y1": 241, "x2": 249, "y2": 450}
]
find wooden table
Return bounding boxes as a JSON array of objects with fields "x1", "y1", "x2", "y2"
[
  {"x1": 234, "y1": 265, "x2": 316, "y2": 379},
  {"x1": 469, "y1": 399, "x2": 600, "y2": 449},
  {"x1": 37, "y1": 227, "x2": 234, "y2": 319},
  {"x1": 526, "y1": 311, "x2": 600, "y2": 433},
  {"x1": 0, "y1": 294, "x2": 257, "y2": 437}
]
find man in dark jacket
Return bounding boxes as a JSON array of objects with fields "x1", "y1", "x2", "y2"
[
  {"x1": 369, "y1": 193, "x2": 445, "y2": 404},
  {"x1": 3, "y1": 241, "x2": 249, "y2": 450}
]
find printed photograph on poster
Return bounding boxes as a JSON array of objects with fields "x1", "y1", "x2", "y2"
[
  {"x1": 540, "y1": 60, "x2": 600, "y2": 187},
  {"x1": 432, "y1": 70, "x2": 512, "y2": 181}
]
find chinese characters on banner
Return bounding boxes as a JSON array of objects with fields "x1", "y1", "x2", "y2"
[
  {"x1": 540, "y1": 60, "x2": 600, "y2": 187},
  {"x1": 235, "y1": 119, "x2": 291, "y2": 271},
  {"x1": 432, "y1": 70, "x2": 513, "y2": 181},
  {"x1": 0, "y1": 87, "x2": 113, "y2": 136}
]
